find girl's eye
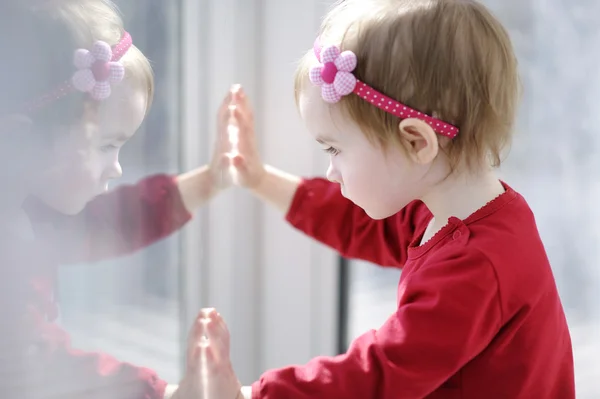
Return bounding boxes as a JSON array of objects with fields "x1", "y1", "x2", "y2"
[
  {"x1": 323, "y1": 146, "x2": 340, "y2": 156},
  {"x1": 100, "y1": 144, "x2": 119, "y2": 153}
]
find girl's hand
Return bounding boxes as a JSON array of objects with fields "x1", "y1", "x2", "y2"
[
  {"x1": 224, "y1": 86, "x2": 267, "y2": 189},
  {"x1": 210, "y1": 91, "x2": 238, "y2": 191}
]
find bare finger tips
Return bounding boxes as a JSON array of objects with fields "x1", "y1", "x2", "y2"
[
  {"x1": 232, "y1": 154, "x2": 246, "y2": 170},
  {"x1": 199, "y1": 307, "x2": 216, "y2": 318}
]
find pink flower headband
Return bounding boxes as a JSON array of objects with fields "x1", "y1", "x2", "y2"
[
  {"x1": 309, "y1": 38, "x2": 459, "y2": 139},
  {"x1": 22, "y1": 31, "x2": 133, "y2": 113}
]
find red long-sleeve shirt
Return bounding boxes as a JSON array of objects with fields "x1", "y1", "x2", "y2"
[
  {"x1": 252, "y1": 178, "x2": 575, "y2": 399},
  {"x1": 0, "y1": 174, "x2": 191, "y2": 399}
]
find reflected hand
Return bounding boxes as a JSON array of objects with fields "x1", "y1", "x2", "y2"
[
  {"x1": 210, "y1": 91, "x2": 237, "y2": 191},
  {"x1": 174, "y1": 308, "x2": 242, "y2": 399}
]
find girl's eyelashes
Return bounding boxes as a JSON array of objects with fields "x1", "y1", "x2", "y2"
[{"x1": 323, "y1": 146, "x2": 340, "y2": 156}]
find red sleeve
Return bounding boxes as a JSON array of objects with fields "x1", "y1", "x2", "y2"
[
  {"x1": 26, "y1": 174, "x2": 192, "y2": 264},
  {"x1": 285, "y1": 178, "x2": 431, "y2": 267},
  {"x1": 0, "y1": 240, "x2": 168, "y2": 399},
  {"x1": 251, "y1": 250, "x2": 502, "y2": 399},
  {"x1": 48, "y1": 347, "x2": 167, "y2": 399},
  {"x1": 2, "y1": 340, "x2": 167, "y2": 398}
]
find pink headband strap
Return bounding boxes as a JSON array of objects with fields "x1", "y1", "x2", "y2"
[
  {"x1": 22, "y1": 31, "x2": 133, "y2": 113},
  {"x1": 309, "y1": 38, "x2": 459, "y2": 139}
]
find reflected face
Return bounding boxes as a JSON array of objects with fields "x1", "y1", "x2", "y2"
[{"x1": 32, "y1": 79, "x2": 148, "y2": 215}]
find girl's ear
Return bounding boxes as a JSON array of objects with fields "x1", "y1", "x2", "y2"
[
  {"x1": 0, "y1": 114, "x2": 40, "y2": 181},
  {"x1": 0, "y1": 114, "x2": 37, "y2": 158},
  {"x1": 397, "y1": 118, "x2": 439, "y2": 164}
]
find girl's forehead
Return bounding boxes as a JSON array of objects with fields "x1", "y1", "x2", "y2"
[
  {"x1": 97, "y1": 80, "x2": 148, "y2": 136},
  {"x1": 299, "y1": 85, "x2": 326, "y2": 118},
  {"x1": 299, "y1": 84, "x2": 361, "y2": 143},
  {"x1": 300, "y1": 86, "x2": 340, "y2": 136}
]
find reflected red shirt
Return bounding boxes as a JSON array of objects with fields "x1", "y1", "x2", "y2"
[{"x1": 0, "y1": 174, "x2": 191, "y2": 399}]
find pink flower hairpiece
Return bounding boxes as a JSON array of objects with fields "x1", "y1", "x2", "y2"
[
  {"x1": 22, "y1": 32, "x2": 133, "y2": 113},
  {"x1": 71, "y1": 41, "x2": 125, "y2": 101},
  {"x1": 309, "y1": 38, "x2": 459, "y2": 139}
]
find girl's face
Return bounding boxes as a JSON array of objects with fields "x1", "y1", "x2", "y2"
[
  {"x1": 32, "y1": 79, "x2": 148, "y2": 215},
  {"x1": 299, "y1": 84, "x2": 430, "y2": 220}
]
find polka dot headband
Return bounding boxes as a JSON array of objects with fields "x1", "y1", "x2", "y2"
[
  {"x1": 309, "y1": 37, "x2": 459, "y2": 139},
  {"x1": 21, "y1": 31, "x2": 133, "y2": 114}
]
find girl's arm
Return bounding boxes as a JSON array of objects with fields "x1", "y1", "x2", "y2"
[
  {"x1": 1, "y1": 344, "x2": 169, "y2": 398},
  {"x1": 251, "y1": 167, "x2": 431, "y2": 268},
  {"x1": 26, "y1": 170, "x2": 218, "y2": 264}
]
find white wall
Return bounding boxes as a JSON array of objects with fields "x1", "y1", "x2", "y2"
[{"x1": 180, "y1": 0, "x2": 339, "y2": 384}]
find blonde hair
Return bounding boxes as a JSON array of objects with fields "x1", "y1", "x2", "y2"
[
  {"x1": 0, "y1": 0, "x2": 154, "y2": 128},
  {"x1": 58, "y1": 0, "x2": 154, "y2": 110},
  {"x1": 295, "y1": 0, "x2": 520, "y2": 170}
]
